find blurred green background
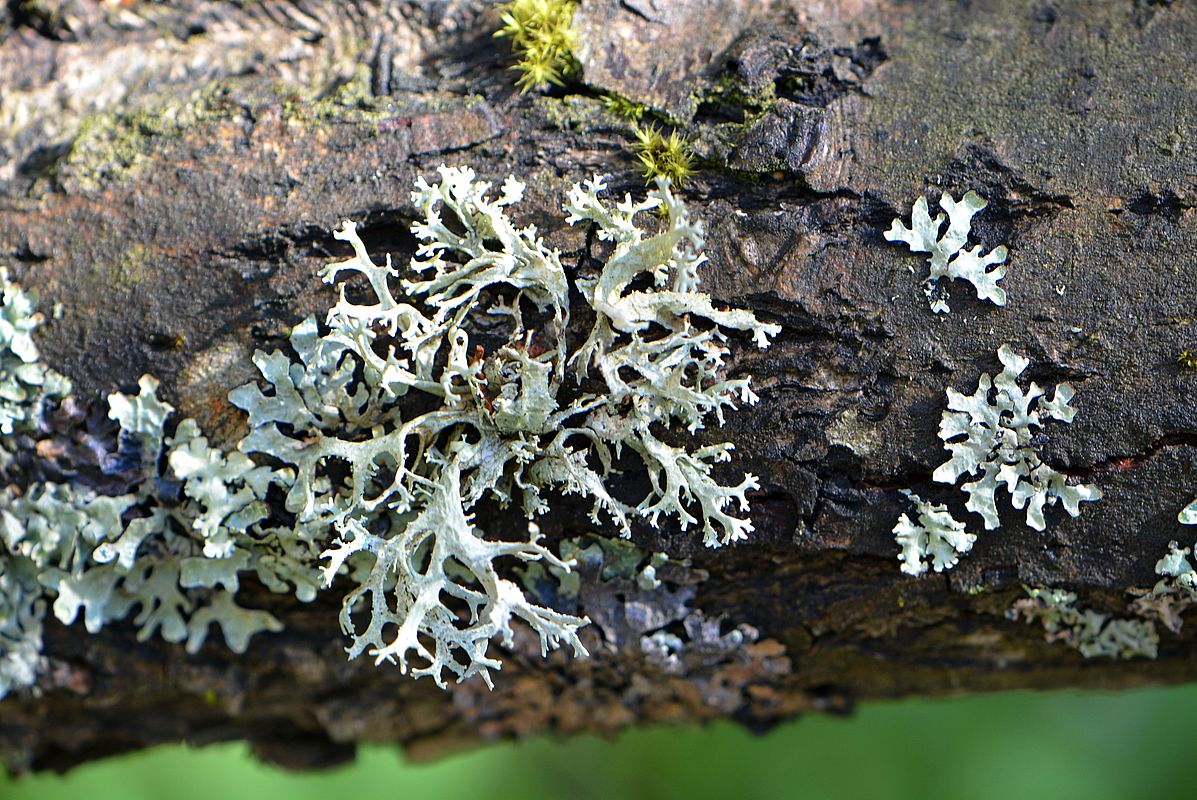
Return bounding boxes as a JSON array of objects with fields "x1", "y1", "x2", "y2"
[{"x1": 4, "y1": 683, "x2": 1195, "y2": 800}]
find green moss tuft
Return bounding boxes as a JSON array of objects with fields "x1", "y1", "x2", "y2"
[
  {"x1": 602, "y1": 93, "x2": 647, "y2": 121},
  {"x1": 494, "y1": 0, "x2": 579, "y2": 92},
  {"x1": 633, "y1": 125, "x2": 696, "y2": 187}
]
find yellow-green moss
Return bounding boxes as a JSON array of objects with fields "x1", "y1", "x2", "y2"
[
  {"x1": 634, "y1": 124, "x2": 696, "y2": 187},
  {"x1": 602, "y1": 93, "x2": 647, "y2": 121},
  {"x1": 494, "y1": 0, "x2": 579, "y2": 92}
]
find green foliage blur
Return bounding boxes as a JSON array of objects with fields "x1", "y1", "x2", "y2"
[{"x1": 5, "y1": 684, "x2": 1196, "y2": 800}]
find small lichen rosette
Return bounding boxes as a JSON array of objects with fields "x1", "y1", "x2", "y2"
[
  {"x1": 886, "y1": 191, "x2": 1008, "y2": 313},
  {"x1": 231, "y1": 166, "x2": 779, "y2": 687},
  {"x1": 933, "y1": 345, "x2": 1100, "y2": 531},
  {"x1": 893, "y1": 490, "x2": 976, "y2": 577}
]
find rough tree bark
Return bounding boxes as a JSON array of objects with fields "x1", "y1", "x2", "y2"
[{"x1": 2, "y1": 0, "x2": 1196, "y2": 774}]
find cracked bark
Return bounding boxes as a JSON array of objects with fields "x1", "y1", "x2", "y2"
[{"x1": 2, "y1": 0, "x2": 1197, "y2": 775}]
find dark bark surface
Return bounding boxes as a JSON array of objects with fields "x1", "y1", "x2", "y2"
[{"x1": 2, "y1": 0, "x2": 1197, "y2": 774}]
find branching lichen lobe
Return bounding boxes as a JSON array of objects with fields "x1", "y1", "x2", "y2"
[{"x1": 233, "y1": 167, "x2": 779, "y2": 686}]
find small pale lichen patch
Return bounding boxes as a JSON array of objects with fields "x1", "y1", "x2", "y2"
[
  {"x1": 892, "y1": 490, "x2": 975, "y2": 577},
  {"x1": 1130, "y1": 540, "x2": 1197, "y2": 633},
  {"x1": 1178, "y1": 497, "x2": 1197, "y2": 526},
  {"x1": 0, "y1": 269, "x2": 72, "y2": 459},
  {"x1": 933, "y1": 345, "x2": 1100, "y2": 531},
  {"x1": 891, "y1": 346, "x2": 1101, "y2": 578},
  {"x1": 1009, "y1": 586, "x2": 1158, "y2": 660},
  {"x1": 885, "y1": 191, "x2": 1008, "y2": 313}
]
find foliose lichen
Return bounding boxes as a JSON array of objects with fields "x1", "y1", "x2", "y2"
[
  {"x1": 892, "y1": 346, "x2": 1101, "y2": 578},
  {"x1": 885, "y1": 190, "x2": 1008, "y2": 313},
  {"x1": 892, "y1": 490, "x2": 976, "y2": 577},
  {"x1": 0, "y1": 370, "x2": 295, "y2": 698},
  {"x1": 1178, "y1": 495, "x2": 1197, "y2": 526},
  {"x1": 1130, "y1": 540, "x2": 1197, "y2": 633},
  {"x1": 932, "y1": 345, "x2": 1100, "y2": 532},
  {"x1": 0, "y1": 269, "x2": 72, "y2": 470},
  {"x1": 1009, "y1": 586, "x2": 1158, "y2": 660}
]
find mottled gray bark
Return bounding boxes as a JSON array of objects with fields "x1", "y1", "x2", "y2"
[{"x1": 2, "y1": 0, "x2": 1197, "y2": 775}]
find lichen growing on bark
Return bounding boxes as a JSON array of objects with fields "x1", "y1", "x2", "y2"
[{"x1": 0, "y1": 165, "x2": 779, "y2": 696}]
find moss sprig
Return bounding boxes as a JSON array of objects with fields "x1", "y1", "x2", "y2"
[
  {"x1": 602, "y1": 93, "x2": 646, "y2": 121},
  {"x1": 633, "y1": 124, "x2": 695, "y2": 187},
  {"x1": 495, "y1": 0, "x2": 579, "y2": 92}
]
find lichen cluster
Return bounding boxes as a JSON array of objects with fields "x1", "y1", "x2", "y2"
[
  {"x1": 0, "y1": 372, "x2": 303, "y2": 698},
  {"x1": 1130, "y1": 540, "x2": 1197, "y2": 634},
  {"x1": 1009, "y1": 586, "x2": 1159, "y2": 660},
  {"x1": 0, "y1": 269, "x2": 71, "y2": 468},
  {"x1": 892, "y1": 345, "x2": 1101, "y2": 576},
  {"x1": 0, "y1": 274, "x2": 300, "y2": 698},
  {"x1": 933, "y1": 345, "x2": 1100, "y2": 532},
  {"x1": 0, "y1": 166, "x2": 777, "y2": 696},
  {"x1": 233, "y1": 167, "x2": 777, "y2": 686}
]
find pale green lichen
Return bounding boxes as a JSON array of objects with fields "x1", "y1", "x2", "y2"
[
  {"x1": 230, "y1": 166, "x2": 778, "y2": 687},
  {"x1": 0, "y1": 271, "x2": 76, "y2": 695},
  {"x1": 893, "y1": 346, "x2": 1100, "y2": 578},
  {"x1": 0, "y1": 166, "x2": 776, "y2": 695},
  {"x1": 885, "y1": 191, "x2": 1008, "y2": 313},
  {"x1": 892, "y1": 490, "x2": 975, "y2": 577},
  {"x1": 0, "y1": 556, "x2": 42, "y2": 695},
  {"x1": 0, "y1": 349, "x2": 292, "y2": 697},
  {"x1": 4, "y1": 376, "x2": 288, "y2": 660},
  {"x1": 1130, "y1": 540, "x2": 1197, "y2": 633},
  {"x1": 933, "y1": 345, "x2": 1101, "y2": 532},
  {"x1": 0, "y1": 269, "x2": 72, "y2": 466},
  {"x1": 1009, "y1": 586, "x2": 1158, "y2": 660},
  {"x1": 520, "y1": 534, "x2": 672, "y2": 600}
]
